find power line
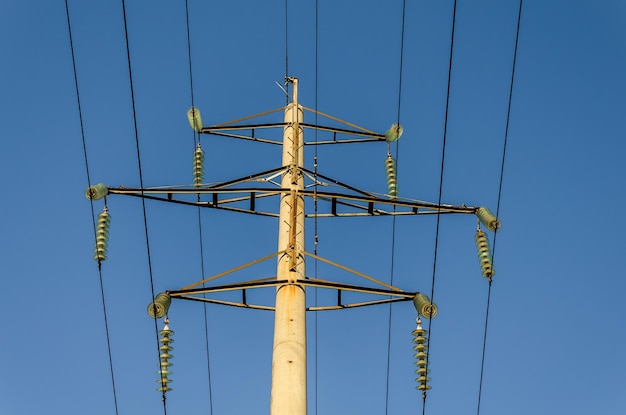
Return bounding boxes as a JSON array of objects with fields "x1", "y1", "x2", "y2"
[
  {"x1": 424, "y1": 0, "x2": 458, "y2": 413},
  {"x1": 476, "y1": 281, "x2": 493, "y2": 414},
  {"x1": 476, "y1": 1, "x2": 523, "y2": 413},
  {"x1": 197, "y1": 208, "x2": 215, "y2": 413},
  {"x1": 64, "y1": 1, "x2": 120, "y2": 413},
  {"x1": 183, "y1": 0, "x2": 215, "y2": 411},
  {"x1": 385, "y1": 1, "x2": 407, "y2": 413},
  {"x1": 185, "y1": 0, "x2": 198, "y2": 148},
  {"x1": 396, "y1": 0, "x2": 407, "y2": 128},
  {"x1": 119, "y1": 0, "x2": 167, "y2": 412},
  {"x1": 495, "y1": 0, "x2": 523, "y2": 235}
]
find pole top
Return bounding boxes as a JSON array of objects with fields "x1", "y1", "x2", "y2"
[{"x1": 286, "y1": 77, "x2": 298, "y2": 105}]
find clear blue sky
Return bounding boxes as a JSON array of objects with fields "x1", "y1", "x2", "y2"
[{"x1": 1, "y1": 1, "x2": 625, "y2": 414}]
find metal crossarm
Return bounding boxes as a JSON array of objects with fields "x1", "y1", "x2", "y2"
[
  {"x1": 167, "y1": 278, "x2": 418, "y2": 311},
  {"x1": 200, "y1": 122, "x2": 385, "y2": 145},
  {"x1": 198, "y1": 104, "x2": 386, "y2": 146},
  {"x1": 105, "y1": 175, "x2": 478, "y2": 218}
]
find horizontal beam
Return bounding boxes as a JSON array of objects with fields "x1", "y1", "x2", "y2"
[
  {"x1": 107, "y1": 187, "x2": 477, "y2": 216},
  {"x1": 200, "y1": 122, "x2": 385, "y2": 145},
  {"x1": 169, "y1": 279, "x2": 417, "y2": 299},
  {"x1": 174, "y1": 295, "x2": 413, "y2": 311},
  {"x1": 167, "y1": 278, "x2": 418, "y2": 311}
]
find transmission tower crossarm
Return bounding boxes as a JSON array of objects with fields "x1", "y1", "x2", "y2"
[
  {"x1": 197, "y1": 104, "x2": 388, "y2": 146},
  {"x1": 200, "y1": 123, "x2": 387, "y2": 145},
  {"x1": 167, "y1": 280, "x2": 417, "y2": 311},
  {"x1": 170, "y1": 279, "x2": 416, "y2": 299},
  {"x1": 105, "y1": 186, "x2": 478, "y2": 218}
]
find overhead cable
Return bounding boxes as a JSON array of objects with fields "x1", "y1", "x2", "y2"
[
  {"x1": 385, "y1": 1, "x2": 407, "y2": 414},
  {"x1": 119, "y1": 0, "x2": 167, "y2": 412},
  {"x1": 476, "y1": 1, "x2": 524, "y2": 413},
  {"x1": 424, "y1": 0, "x2": 458, "y2": 413},
  {"x1": 184, "y1": 0, "x2": 215, "y2": 411},
  {"x1": 64, "y1": 1, "x2": 120, "y2": 413}
]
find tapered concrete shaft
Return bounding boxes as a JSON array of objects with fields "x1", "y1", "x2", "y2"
[{"x1": 270, "y1": 78, "x2": 307, "y2": 415}]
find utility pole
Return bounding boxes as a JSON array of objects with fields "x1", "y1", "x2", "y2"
[
  {"x1": 86, "y1": 77, "x2": 500, "y2": 413},
  {"x1": 271, "y1": 77, "x2": 307, "y2": 414}
]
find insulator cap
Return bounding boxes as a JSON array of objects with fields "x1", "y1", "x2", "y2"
[
  {"x1": 85, "y1": 183, "x2": 108, "y2": 200},
  {"x1": 187, "y1": 107, "x2": 203, "y2": 132},
  {"x1": 148, "y1": 292, "x2": 171, "y2": 318},
  {"x1": 412, "y1": 335, "x2": 427, "y2": 344},
  {"x1": 159, "y1": 327, "x2": 174, "y2": 337},
  {"x1": 385, "y1": 123, "x2": 403, "y2": 142},
  {"x1": 477, "y1": 207, "x2": 501, "y2": 231},
  {"x1": 415, "y1": 358, "x2": 427, "y2": 367},
  {"x1": 412, "y1": 328, "x2": 426, "y2": 337},
  {"x1": 159, "y1": 344, "x2": 173, "y2": 352},
  {"x1": 413, "y1": 293, "x2": 438, "y2": 319},
  {"x1": 413, "y1": 344, "x2": 427, "y2": 352}
]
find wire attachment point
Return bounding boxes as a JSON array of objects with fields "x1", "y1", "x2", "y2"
[
  {"x1": 385, "y1": 123, "x2": 403, "y2": 142},
  {"x1": 187, "y1": 107, "x2": 203, "y2": 132},
  {"x1": 413, "y1": 294, "x2": 438, "y2": 319}
]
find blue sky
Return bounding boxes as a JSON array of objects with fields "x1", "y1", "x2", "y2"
[{"x1": 1, "y1": 1, "x2": 625, "y2": 414}]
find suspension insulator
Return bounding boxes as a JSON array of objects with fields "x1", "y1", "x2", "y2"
[
  {"x1": 412, "y1": 319, "x2": 431, "y2": 392},
  {"x1": 385, "y1": 123, "x2": 404, "y2": 142},
  {"x1": 193, "y1": 144, "x2": 205, "y2": 187},
  {"x1": 93, "y1": 208, "x2": 111, "y2": 261},
  {"x1": 413, "y1": 293, "x2": 438, "y2": 319},
  {"x1": 385, "y1": 156, "x2": 398, "y2": 198},
  {"x1": 85, "y1": 183, "x2": 108, "y2": 200},
  {"x1": 475, "y1": 229, "x2": 495, "y2": 279},
  {"x1": 187, "y1": 107, "x2": 203, "y2": 132},
  {"x1": 157, "y1": 319, "x2": 174, "y2": 393},
  {"x1": 477, "y1": 207, "x2": 501, "y2": 231},
  {"x1": 148, "y1": 293, "x2": 171, "y2": 318}
]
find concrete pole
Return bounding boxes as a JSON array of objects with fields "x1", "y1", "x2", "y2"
[{"x1": 270, "y1": 78, "x2": 307, "y2": 415}]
